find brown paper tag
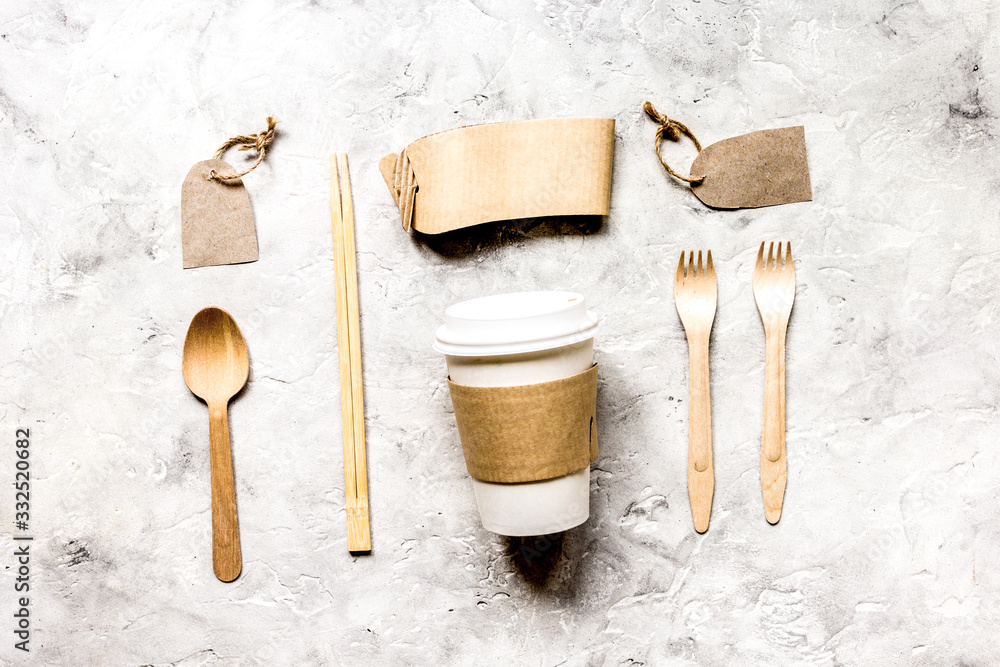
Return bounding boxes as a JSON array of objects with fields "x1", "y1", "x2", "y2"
[
  {"x1": 181, "y1": 159, "x2": 259, "y2": 269},
  {"x1": 689, "y1": 126, "x2": 811, "y2": 209},
  {"x1": 447, "y1": 364, "x2": 599, "y2": 484}
]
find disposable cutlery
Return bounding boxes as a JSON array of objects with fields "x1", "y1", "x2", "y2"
[
  {"x1": 182, "y1": 307, "x2": 249, "y2": 581},
  {"x1": 674, "y1": 250, "x2": 717, "y2": 533},
  {"x1": 752, "y1": 241, "x2": 795, "y2": 524}
]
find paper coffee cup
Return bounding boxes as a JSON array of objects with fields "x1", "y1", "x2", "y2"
[{"x1": 434, "y1": 291, "x2": 599, "y2": 536}]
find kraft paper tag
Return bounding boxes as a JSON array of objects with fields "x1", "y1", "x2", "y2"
[
  {"x1": 181, "y1": 159, "x2": 259, "y2": 269},
  {"x1": 690, "y1": 126, "x2": 811, "y2": 209},
  {"x1": 380, "y1": 118, "x2": 615, "y2": 234},
  {"x1": 643, "y1": 101, "x2": 811, "y2": 210},
  {"x1": 447, "y1": 364, "x2": 599, "y2": 484}
]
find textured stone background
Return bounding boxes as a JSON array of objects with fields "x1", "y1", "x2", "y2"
[{"x1": 1, "y1": 1, "x2": 998, "y2": 665}]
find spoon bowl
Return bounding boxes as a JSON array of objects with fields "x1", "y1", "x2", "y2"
[
  {"x1": 182, "y1": 307, "x2": 249, "y2": 582},
  {"x1": 183, "y1": 307, "x2": 249, "y2": 404}
]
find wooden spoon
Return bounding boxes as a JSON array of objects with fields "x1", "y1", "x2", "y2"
[{"x1": 182, "y1": 307, "x2": 249, "y2": 582}]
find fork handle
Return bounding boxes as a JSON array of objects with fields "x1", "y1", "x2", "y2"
[
  {"x1": 762, "y1": 328, "x2": 786, "y2": 463},
  {"x1": 209, "y1": 402, "x2": 242, "y2": 582},
  {"x1": 687, "y1": 336, "x2": 713, "y2": 533},
  {"x1": 761, "y1": 327, "x2": 787, "y2": 524}
]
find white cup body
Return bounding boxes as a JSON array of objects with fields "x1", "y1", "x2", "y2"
[{"x1": 435, "y1": 291, "x2": 598, "y2": 537}]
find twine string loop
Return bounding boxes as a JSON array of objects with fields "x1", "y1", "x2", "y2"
[
  {"x1": 643, "y1": 101, "x2": 704, "y2": 185},
  {"x1": 207, "y1": 116, "x2": 280, "y2": 182}
]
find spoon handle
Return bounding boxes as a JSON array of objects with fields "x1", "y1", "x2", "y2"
[{"x1": 209, "y1": 402, "x2": 242, "y2": 582}]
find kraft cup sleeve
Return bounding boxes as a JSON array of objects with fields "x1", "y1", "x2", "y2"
[
  {"x1": 446, "y1": 364, "x2": 599, "y2": 484},
  {"x1": 379, "y1": 118, "x2": 615, "y2": 234}
]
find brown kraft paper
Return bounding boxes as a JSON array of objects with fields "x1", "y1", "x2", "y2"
[
  {"x1": 447, "y1": 364, "x2": 599, "y2": 484},
  {"x1": 181, "y1": 159, "x2": 259, "y2": 268},
  {"x1": 380, "y1": 118, "x2": 615, "y2": 234},
  {"x1": 690, "y1": 126, "x2": 811, "y2": 209}
]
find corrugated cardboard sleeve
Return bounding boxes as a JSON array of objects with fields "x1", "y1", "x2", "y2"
[
  {"x1": 447, "y1": 364, "x2": 599, "y2": 484},
  {"x1": 380, "y1": 118, "x2": 615, "y2": 234}
]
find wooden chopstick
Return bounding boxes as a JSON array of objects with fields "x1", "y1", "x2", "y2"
[{"x1": 330, "y1": 153, "x2": 371, "y2": 552}]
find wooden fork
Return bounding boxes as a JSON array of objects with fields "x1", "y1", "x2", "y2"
[
  {"x1": 752, "y1": 241, "x2": 795, "y2": 524},
  {"x1": 674, "y1": 250, "x2": 717, "y2": 533}
]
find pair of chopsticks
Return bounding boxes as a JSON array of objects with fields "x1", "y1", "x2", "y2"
[{"x1": 330, "y1": 154, "x2": 371, "y2": 553}]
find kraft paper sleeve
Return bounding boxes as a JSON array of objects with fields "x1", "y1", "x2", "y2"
[
  {"x1": 447, "y1": 364, "x2": 599, "y2": 484},
  {"x1": 380, "y1": 118, "x2": 615, "y2": 234}
]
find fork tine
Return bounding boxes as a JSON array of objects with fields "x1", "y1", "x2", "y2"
[
  {"x1": 756, "y1": 242, "x2": 765, "y2": 270},
  {"x1": 688, "y1": 251, "x2": 695, "y2": 277},
  {"x1": 707, "y1": 249, "x2": 715, "y2": 279},
  {"x1": 785, "y1": 241, "x2": 792, "y2": 268},
  {"x1": 676, "y1": 251, "x2": 685, "y2": 282},
  {"x1": 767, "y1": 242, "x2": 774, "y2": 270},
  {"x1": 697, "y1": 250, "x2": 703, "y2": 276},
  {"x1": 776, "y1": 241, "x2": 783, "y2": 267}
]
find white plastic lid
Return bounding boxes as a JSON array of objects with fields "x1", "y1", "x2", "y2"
[{"x1": 434, "y1": 291, "x2": 599, "y2": 356}]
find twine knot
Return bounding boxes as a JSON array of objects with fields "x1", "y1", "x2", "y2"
[
  {"x1": 208, "y1": 116, "x2": 280, "y2": 182},
  {"x1": 643, "y1": 101, "x2": 683, "y2": 141},
  {"x1": 643, "y1": 101, "x2": 704, "y2": 185}
]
